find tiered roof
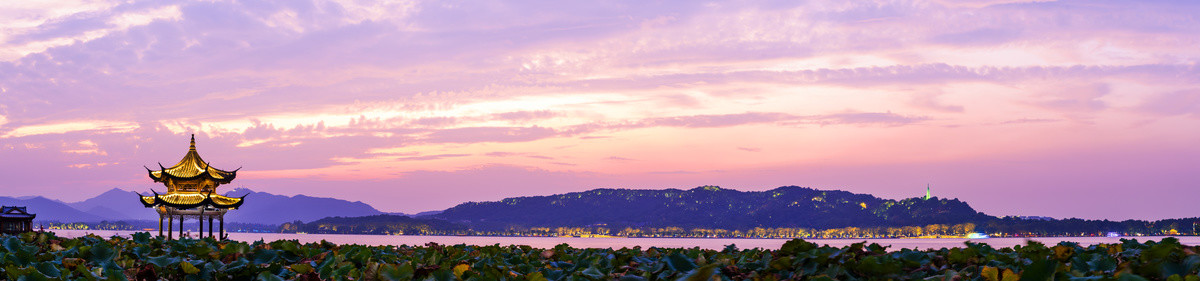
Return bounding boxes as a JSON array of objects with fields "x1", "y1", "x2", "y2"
[
  {"x1": 146, "y1": 135, "x2": 239, "y2": 184},
  {"x1": 140, "y1": 135, "x2": 245, "y2": 209}
]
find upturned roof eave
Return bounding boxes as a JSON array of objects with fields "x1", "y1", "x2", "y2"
[{"x1": 146, "y1": 134, "x2": 239, "y2": 181}]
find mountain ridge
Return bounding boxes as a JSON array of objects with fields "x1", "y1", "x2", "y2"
[
  {"x1": 0, "y1": 195, "x2": 107, "y2": 223},
  {"x1": 218, "y1": 188, "x2": 385, "y2": 224},
  {"x1": 6, "y1": 187, "x2": 386, "y2": 225},
  {"x1": 68, "y1": 188, "x2": 155, "y2": 221}
]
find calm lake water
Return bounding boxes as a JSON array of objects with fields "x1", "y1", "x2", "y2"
[{"x1": 51, "y1": 230, "x2": 1200, "y2": 250}]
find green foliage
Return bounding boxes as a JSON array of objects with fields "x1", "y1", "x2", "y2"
[{"x1": 2, "y1": 233, "x2": 1200, "y2": 280}]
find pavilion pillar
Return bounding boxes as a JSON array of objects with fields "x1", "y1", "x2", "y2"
[
  {"x1": 179, "y1": 215, "x2": 184, "y2": 238},
  {"x1": 198, "y1": 216, "x2": 203, "y2": 238},
  {"x1": 158, "y1": 215, "x2": 164, "y2": 237},
  {"x1": 167, "y1": 215, "x2": 174, "y2": 240},
  {"x1": 208, "y1": 217, "x2": 214, "y2": 239},
  {"x1": 219, "y1": 216, "x2": 225, "y2": 240}
]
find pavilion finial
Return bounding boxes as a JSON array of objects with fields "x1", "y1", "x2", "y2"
[{"x1": 189, "y1": 134, "x2": 196, "y2": 151}]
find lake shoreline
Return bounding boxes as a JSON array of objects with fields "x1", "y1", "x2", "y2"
[{"x1": 48, "y1": 229, "x2": 1200, "y2": 250}]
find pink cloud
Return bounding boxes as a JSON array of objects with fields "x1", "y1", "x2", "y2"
[
  {"x1": 491, "y1": 110, "x2": 559, "y2": 122},
  {"x1": 910, "y1": 92, "x2": 965, "y2": 113},
  {"x1": 999, "y1": 118, "x2": 1059, "y2": 125},
  {"x1": 1138, "y1": 89, "x2": 1200, "y2": 118},
  {"x1": 425, "y1": 126, "x2": 558, "y2": 143},
  {"x1": 1031, "y1": 83, "x2": 1111, "y2": 112}
]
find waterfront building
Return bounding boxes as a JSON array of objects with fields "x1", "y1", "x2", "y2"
[
  {"x1": 0, "y1": 206, "x2": 35, "y2": 234},
  {"x1": 139, "y1": 135, "x2": 245, "y2": 240}
]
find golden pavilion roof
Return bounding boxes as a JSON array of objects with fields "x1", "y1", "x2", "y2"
[
  {"x1": 139, "y1": 192, "x2": 245, "y2": 209},
  {"x1": 146, "y1": 135, "x2": 239, "y2": 183}
]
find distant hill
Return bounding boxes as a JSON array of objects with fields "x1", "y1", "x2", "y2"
[
  {"x1": 69, "y1": 188, "x2": 157, "y2": 221},
  {"x1": 0, "y1": 196, "x2": 107, "y2": 223},
  {"x1": 264, "y1": 185, "x2": 1198, "y2": 237},
  {"x1": 433, "y1": 186, "x2": 992, "y2": 230},
  {"x1": 218, "y1": 188, "x2": 384, "y2": 225}
]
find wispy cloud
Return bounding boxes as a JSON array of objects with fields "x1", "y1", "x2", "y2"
[
  {"x1": 806, "y1": 112, "x2": 929, "y2": 127},
  {"x1": 424, "y1": 126, "x2": 559, "y2": 143},
  {"x1": 737, "y1": 147, "x2": 761, "y2": 152},
  {"x1": 640, "y1": 112, "x2": 795, "y2": 128},
  {"x1": 1000, "y1": 118, "x2": 1059, "y2": 125},
  {"x1": 910, "y1": 91, "x2": 965, "y2": 113},
  {"x1": 2, "y1": 120, "x2": 138, "y2": 138},
  {"x1": 1031, "y1": 83, "x2": 1111, "y2": 112},
  {"x1": 491, "y1": 110, "x2": 559, "y2": 122},
  {"x1": 1138, "y1": 89, "x2": 1200, "y2": 118}
]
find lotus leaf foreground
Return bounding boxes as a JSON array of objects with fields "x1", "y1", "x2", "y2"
[{"x1": 2, "y1": 232, "x2": 1199, "y2": 280}]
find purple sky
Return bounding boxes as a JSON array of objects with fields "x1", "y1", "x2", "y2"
[{"x1": 1, "y1": 0, "x2": 1199, "y2": 220}]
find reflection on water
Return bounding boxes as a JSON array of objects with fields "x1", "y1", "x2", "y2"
[{"x1": 51, "y1": 230, "x2": 1200, "y2": 250}]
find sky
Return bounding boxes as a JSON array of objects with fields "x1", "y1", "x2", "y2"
[{"x1": 1, "y1": 0, "x2": 1198, "y2": 220}]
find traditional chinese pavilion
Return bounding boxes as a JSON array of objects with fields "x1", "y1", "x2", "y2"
[
  {"x1": 0, "y1": 206, "x2": 35, "y2": 234},
  {"x1": 139, "y1": 134, "x2": 245, "y2": 239}
]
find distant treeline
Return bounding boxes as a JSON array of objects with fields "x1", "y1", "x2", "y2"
[
  {"x1": 279, "y1": 214, "x2": 466, "y2": 235},
  {"x1": 277, "y1": 214, "x2": 1198, "y2": 238},
  {"x1": 39, "y1": 220, "x2": 278, "y2": 233},
  {"x1": 981, "y1": 216, "x2": 1198, "y2": 236}
]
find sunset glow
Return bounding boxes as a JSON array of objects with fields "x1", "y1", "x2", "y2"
[{"x1": 1, "y1": 0, "x2": 1198, "y2": 220}]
